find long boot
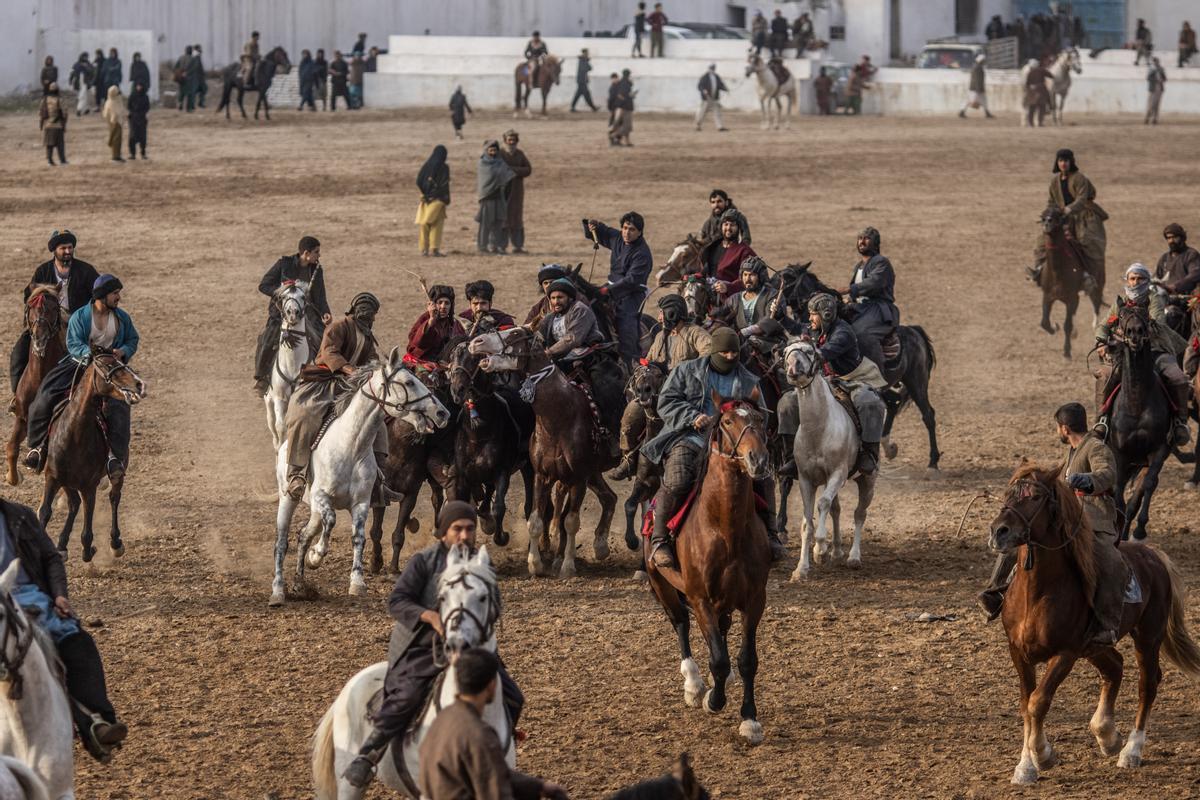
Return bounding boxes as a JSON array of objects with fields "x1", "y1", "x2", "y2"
[
  {"x1": 609, "y1": 452, "x2": 638, "y2": 481},
  {"x1": 855, "y1": 441, "x2": 880, "y2": 475},
  {"x1": 650, "y1": 492, "x2": 679, "y2": 569},
  {"x1": 760, "y1": 509, "x2": 786, "y2": 562},
  {"x1": 1170, "y1": 383, "x2": 1192, "y2": 447},
  {"x1": 1087, "y1": 537, "x2": 1128, "y2": 647},
  {"x1": 343, "y1": 727, "x2": 392, "y2": 788},
  {"x1": 977, "y1": 552, "x2": 1017, "y2": 620},
  {"x1": 286, "y1": 465, "x2": 306, "y2": 500}
]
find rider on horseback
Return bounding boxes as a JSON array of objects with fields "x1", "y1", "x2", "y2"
[
  {"x1": 699, "y1": 189, "x2": 751, "y2": 245},
  {"x1": 778, "y1": 293, "x2": 887, "y2": 477},
  {"x1": 1028, "y1": 149, "x2": 1107, "y2": 292},
  {"x1": 240, "y1": 30, "x2": 260, "y2": 89},
  {"x1": 523, "y1": 264, "x2": 569, "y2": 327},
  {"x1": 24, "y1": 274, "x2": 138, "y2": 478},
  {"x1": 612, "y1": 294, "x2": 712, "y2": 481},
  {"x1": 1094, "y1": 263, "x2": 1190, "y2": 447},
  {"x1": 407, "y1": 285, "x2": 466, "y2": 363},
  {"x1": 524, "y1": 31, "x2": 548, "y2": 87},
  {"x1": 460, "y1": 280, "x2": 516, "y2": 332},
  {"x1": 253, "y1": 236, "x2": 330, "y2": 396},
  {"x1": 642, "y1": 327, "x2": 786, "y2": 569},
  {"x1": 978, "y1": 402, "x2": 1129, "y2": 647},
  {"x1": 584, "y1": 214, "x2": 653, "y2": 369},
  {"x1": 1155, "y1": 223, "x2": 1200, "y2": 378},
  {"x1": 839, "y1": 227, "x2": 898, "y2": 376},
  {"x1": 342, "y1": 502, "x2": 524, "y2": 789},
  {"x1": 701, "y1": 209, "x2": 757, "y2": 297}
]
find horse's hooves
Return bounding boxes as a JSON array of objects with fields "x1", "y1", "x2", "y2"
[
  {"x1": 494, "y1": 529, "x2": 510, "y2": 547},
  {"x1": 739, "y1": 719, "x2": 764, "y2": 745},
  {"x1": 305, "y1": 550, "x2": 324, "y2": 569},
  {"x1": 593, "y1": 541, "x2": 610, "y2": 562},
  {"x1": 57, "y1": 548, "x2": 68, "y2": 561},
  {"x1": 1117, "y1": 752, "x2": 1142, "y2": 769},
  {"x1": 883, "y1": 442, "x2": 899, "y2": 460},
  {"x1": 5, "y1": 473, "x2": 19, "y2": 487},
  {"x1": 268, "y1": 590, "x2": 285, "y2": 608},
  {"x1": 289, "y1": 580, "x2": 319, "y2": 600},
  {"x1": 1036, "y1": 748, "x2": 1059, "y2": 771},
  {"x1": 406, "y1": 518, "x2": 420, "y2": 534},
  {"x1": 348, "y1": 580, "x2": 368, "y2": 597},
  {"x1": 111, "y1": 543, "x2": 125, "y2": 558},
  {"x1": 82, "y1": 547, "x2": 96, "y2": 563},
  {"x1": 480, "y1": 515, "x2": 495, "y2": 536},
  {"x1": 631, "y1": 569, "x2": 648, "y2": 582},
  {"x1": 846, "y1": 557, "x2": 862, "y2": 570},
  {"x1": 789, "y1": 566, "x2": 809, "y2": 582},
  {"x1": 702, "y1": 689, "x2": 725, "y2": 714},
  {"x1": 369, "y1": 557, "x2": 383, "y2": 575},
  {"x1": 624, "y1": 532, "x2": 639, "y2": 551},
  {"x1": 1011, "y1": 765, "x2": 1038, "y2": 785}
]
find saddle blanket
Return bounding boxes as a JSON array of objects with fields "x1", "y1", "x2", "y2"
[{"x1": 641, "y1": 488, "x2": 767, "y2": 538}]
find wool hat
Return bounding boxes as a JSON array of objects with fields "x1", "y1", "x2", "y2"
[
  {"x1": 547, "y1": 278, "x2": 577, "y2": 300},
  {"x1": 709, "y1": 327, "x2": 740, "y2": 374},
  {"x1": 92, "y1": 274, "x2": 122, "y2": 300},
  {"x1": 47, "y1": 229, "x2": 76, "y2": 252},
  {"x1": 436, "y1": 500, "x2": 478, "y2": 538}
]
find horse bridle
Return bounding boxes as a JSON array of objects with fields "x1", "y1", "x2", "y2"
[
  {"x1": 433, "y1": 568, "x2": 500, "y2": 668},
  {"x1": 1000, "y1": 479, "x2": 1077, "y2": 555},
  {"x1": 361, "y1": 363, "x2": 437, "y2": 425},
  {"x1": 712, "y1": 401, "x2": 765, "y2": 464},
  {"x1": 89, "y1": 353, "x2": 141, "y2": 404},
  {"x1": 785, "y1": 343, "x2": 822, "y2": 389},
  {"x1": 25, "y1": 294, "x2": 63, "y2": 355},
  {"x1": 0, "y1": 590, "x2": 33, "y2": 700}
]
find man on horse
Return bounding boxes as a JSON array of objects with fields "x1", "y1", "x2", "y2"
[
  {"x1": 612, "y1": 294, "x2": 711, "y2": 481},
  {"x1": 0, "y1": 497, "x2": 128, "y2": 761},
  {"x1": 524, "y1": 31, "x2": 548, "y2": 87},
  {"x1": 523, "y1": 264, "x2": 569, "y2": 327},
  {"x1": 838, "y1": 227, "x2": 898, "y2": 376},
  {"x1": 700, "y1": 189, "x2": 752, "y2": 245},
  {"x1": 701, "y1": 209, "x2": 757, "y2": 296},
  {"x1": 254, "y1": 236, "x2": 330, "y2": 396},
  {"x1": 978, "y1": 402, "x2": 1129, "y2": 647},
  {"x1": 24, "y1": 274, "x2": 137, "y2": 478},
  {"x1": 240, "y1": 30, "x2": 260, "y2": 88},
  {"x1": 407, "y1": 285, "x2": 466, "y2": 364},
  {"x1": 1094, "y1": 263, "x2": 1190, "y2": 447},
  {"x1": 778, "y1": 293, "x2": 887, "y2": 477},
  {"x1": 1028, "y1": 149, "x2": 1107, "y2": 291},
  {"x1": 283, "y1": 292, "x2": 385, "y2": 500},
  {"x1": 584, "y1": 214, "x2": 652, "y2": 368},
  {"x1": 461, "y1": 280, "x2": 516, "y2": 332},
  {"x1": 342, "y1": 502, "x2": 525, "y2": 789},
  {"x1": 641, "y1": 327, "x2": 786, "y2": 569},
  {"x1": 717, "y1": 257, "x2": 782, "y2": 340},
  {"x1": 11, "y1": 229, "x2": 99, "y2": 396},
  {"x1": 1156, "y1": 223, "x2": 1200, "y2": 378}
]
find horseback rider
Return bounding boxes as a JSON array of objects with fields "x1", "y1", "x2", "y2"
[
  {"x1": 700, "y1": 189, "x2": 752, "y2": 245},
  {"x1": 407, "y1": 285, "x2": 466, "y2": 364},
  {"x1": 524, "y1": 31, "x2": 548, "y2": 87},
  {"x1": 240, "y1": 30, "x2": 260, "y2": 88},
  {"x1": 836, "y1": 227, "x2": 898, "y2": 376},
  {"x1": 701, "y1": 209, "x2": 757, "y2": 298},
  {"x1": 24, "y1": 274, "x2": 137, "y2": 479},
  {"x1": 716, "y1": 256, "x2": 779, "y2": 335},
  {"x1": 1028, "y1": 149, "x2": 1107, "y2": 291},
  {"x1": 612, "y1": 294, "x2": 712, "y2": 481},
  {"x1": 0, "y1": 497, "x2": 128, "y2": 761},
  {"x1": 523, "y1": 264, "x2": 568, "y2": 327},
  {"x1": 253, "y1": 236, "x2": 330, "y2": 396},
  {"x1": 584, "y1": 214, "x2": 652, "y2": 368},
  {"x1": 10, "y1": 229, "x2": 99, "y2": 396},
  {"x1": 282, "y1": 292, "x2": 386, "y2": 501},
  {"x1": 642, "y1": 327, "x2": 786, "y2": 569},
  {"x1": 1094, "y1": 263, "x2": 1190, "y2": 447},
  {"x1": 978, "y1": 402, "x2": 1129, "y2": 647},
  {"x1": 460, "y1": 280, "x2": 516, "y2": 332},
  {"x1": 342, "y1": 501, "x2": 524, "y2": 789},
  {"x1": 778, "y1": 293, "x2": 887, "y2": 477},
  {"x1": 1156, "y1": 223, "x2": 1200, "y2": 379}
]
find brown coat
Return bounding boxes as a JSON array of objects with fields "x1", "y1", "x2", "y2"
[
  {"x1": 646, "y1": 323, "x2": 711, "y2": 368},
  {"x1": 300, "y1": 315, "x2": 377, "y2": 381},
  {"x1": 1048, "y1": 171, "x2": 1107, "y2": 275},
  {"x1": 418, "y1": 699, "x2": 543, "y2": 800},
  {"x1": 500, "y1": 146, "x2": 532, "y2": 229},
  {"x1": 1154, "y1": 246, "x2": 1200, "y2": 295},
  {"x1": 1059, "y1": 433, "x2": 1117, "y2": 536}
]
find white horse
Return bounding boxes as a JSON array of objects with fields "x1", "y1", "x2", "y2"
[
  {"x1": 0, "y1": 562, "x2": 73, "y2": 800},
  {"x1": 745, "y1": 53, "x2": 795, "y2": 130},
  {"x1": 782, "y1": 341, "x2": 877, "y2": 580},
  {"x1": 264, "y1": 282, "x2": 311, "y2": 450},
  {"x1": 270, "y1": 348, "x2": 450, "y2": 606},
  {"x1": 311, "y1": 545, "x2": 509, "y2": 800},
  {"x1": 1047, "y1": 48, "x2": 1081, "y2": 125},
  {"x1": 0, "y1": 756, "x2": 48, "y2": 800}
]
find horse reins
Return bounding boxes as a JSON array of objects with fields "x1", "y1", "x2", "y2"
[
  {"x1": 361, "y1": 363, "x2": 438, "y2": 427},
  {"x1": 1000, "y1": 479, "x2": 1082, "y2": 569},
  {"x1": 712, "y1": 401, "x2": 765, "y2": 465},
  {"x1": 0, "y1": 590, "x2": 34, "y2": 700},
  {"x1": 432, "y1": 568, "x2": 500, "y2": 669},
  {"x1": 25, "y1": 294, "x2": 62, "y2": 354}
]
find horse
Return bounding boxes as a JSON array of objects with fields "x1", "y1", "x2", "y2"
[
  {"x1": 621, "y1": 360, "x2": 667, "y2": 551},
  {"x1": 654, "y1": 235, "x2": 709, "y2": 288},
  {"x1": 745, "y1": 53, "x2": 795, "y2": 130},
  {"x1": 782, "y1": 340, "x2": 877, "y2": 580},
  {"x1": 38, "y1": 351, "x2": 145, "y2": 562},
  {"x1": 1047, "y1": 47, "x2": 1081, "y2": 126},
  {"x1": 7, "y1": 286, "x2": 66, "y2": 487},
  {"x1": 1103, "y1": 303, "x2": 1173, "y2": 540},
  {"x1": 1037, "y1": 207, "x2": 1105, "y2": 359},
  {"x1": 605, "y1": 753, "x2": 709, "y2": 800},
  {"x1": 264, "y1": 282, "x2": 311, "y2": 450},
  {"x1": 0, "y1": 756, "x2": 49, "y2": 800},
  {"x1": 217, "y1": 46, "x2": 291, "y2": 120},
  {"x1": 645, "y1": 393, "x2": 770, "y2": 745},
  {"x1": 270, "y1": 348, "x2": 451, "y2": 606},
  {"x1": 311, "y1": 545, "x2": 507, "y2": 800},
  {"x1": 469, "y1": 327, "x2": 618, "y2": 578},
  {"x1": 776, "y1": 262, "x2": 940, "y2": 469},
  {"x1": 0, "y1": 561, "x2": 73, "y2": 800},
  {"x1": 368, "y1": 415, "x2": 447, "y2": 576},
  {"x1": 514, "y1": 55, "x2": 561, "y2": 117},
  {"x1": 988, "y1": 464, "x2": 1200, "y2": 784},
  {"x1": 560, "y1": 263, "x2": 658, "y2": 356}
]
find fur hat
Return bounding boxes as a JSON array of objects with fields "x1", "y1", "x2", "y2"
[
  {"x1": 428, "y1": 285, "x2": 455, "y2": 302},
  {"x1": 47, "y1": 229, "x2": 76, "y2": 252},
  {"x1": 1053, "y1": 148, "x2": 1077, "y2": 173},
  {"x1": 537, "y1": 264, "x2": 568, "y2": 285}
]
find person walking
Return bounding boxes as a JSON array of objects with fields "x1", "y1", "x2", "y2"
[
  {"x1": 632, "y1": 2, "x2": 647, "y2": 58},
  {"x1": 328, "y1": 51, "x2": 350, "y2": 111},
  {"x1": 476, "y1": 140, "x2": 514, "y2": 255},
  {"x1": 194, "y1": 44, "x2": 208, "y2": 107},
  {"x1": 127, "y1": 82, "x2": 149, "y2": 159},
  {"x1": 129, "y1": 52, "x2": 150, "y2": 96},
  {"x1": 695, "y1": 64, "x2": 728, "y2": 131},
  {"x1": 39, "y1": 83, "x2": 68, "y2": 166},
  {"x1": 348, "y1": 54, "x2": 364, "y2": 109},
  {"x1": 298, "y1": 50, "x2": 317, "y2": 111},
  {"x1": 500, "y1": 130, "x2": 532, "y2": 254},
  {"x1": 175, "y1": 46, "x2": 197, "y2": 111},
  {"x1": 751, "y1": 11, "x2": 767, "y2": 56},
  {"x1": 40, "y1": 56, "x2": 58, "y2": 92},
  {"x1": 415, "y1": 145, "x2": 450, "y2": 257},
  {"x1": 314, "y1": 49, "x2": 328, "y2": 110},
  {"x1": 958, "y1": 53, "x2": 994, "y2": 118},
  {"x1": 648, "y1": 3, "x2": 668, "y2": 58},
  {"x1": 1145, "y1": 57, "x2": 1166, "y2": 125},
  {"x1": 92, "y1": 49, "x2": 107, "y2": 111},
  {"x1": 449, "y1": 85, "x2": 472, "y2": 140},
  {"x1": 69, "y1": 52, "x2": 93, "y2": 117},
  {"x1": 571, "y1": 48, "x2": 598, "y2": 112},
  {"x1": 101, "y1": 85, "x2": 126, "y2": 163}
]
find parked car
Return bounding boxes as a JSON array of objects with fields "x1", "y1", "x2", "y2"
[{"x1": 917, "y1": 42, "x2": 984, "y2": 69}]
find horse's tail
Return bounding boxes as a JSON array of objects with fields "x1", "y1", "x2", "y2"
[
  {"x1": 311, "y1": 703, "x2": 339, "y2": 800},
  {"x1": 1157, "y1": 547, "x2": 1200, "y2": 679},
  {"x1": 909, "y1": 324, "x2": 937, "y2": 371},
  {"x1": 0, "y1": 754, "x2": 49, "y2": 800}
]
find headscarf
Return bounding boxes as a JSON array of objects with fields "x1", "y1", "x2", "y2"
[
  {"x1": 417, "y1": 145, "x2": 448, "y2": 199},
  {"x1": 709, "y1": 327, "x2": 740, "y2": 374},
  {"x1": 1124, "y1": 262, "x2": 1151, "y2": 302},
  {"x1": 658, "y1": 294, "x2": 687, "y2": 330},
  {"x1": 546, "y1": 278, "x2": 577, "y2": 300},
  {"x1": 346, "y1": 292, "x2": 380, "y2": 315},
  {"x1": 101, "y1": 85, "x2": 125, "y2": 126},
  {"x1": 1052, "y1": 148, "x2": 1077, "y2": 173},
  {"x1": 436, "y1": 500, "x2": 477, "y2": 538},
  {"x1": 477, "y1": 141, "x2": 515, "y2": 200},
  {"x1": 1164, "y1": 223, "x2": 1187, "y2": 246},
  {"x1": 92, "y1": 274, "x2": 122, "y2": 300}
]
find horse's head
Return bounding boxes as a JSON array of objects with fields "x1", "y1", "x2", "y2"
[
  {"x1": 681, "y1": 274, "x2": 712, "y2": 321},
  {"x1": 629, "y1": 360, "x2": 667, "y2": 410},
  {"x1": 711, "y1": 391, "x2": 769, "y2": 481},
  {"x1": 371, "y1": 347, "x2": 451, "y2": 433},
  {"x1": 1117, "y1": 302, "x2": 1152, "y2": 352},
  {"x1": 656, "y1": 238, "x2": 704, "y2": 287},
  {"x1": 90, "y1": 350, "x2": 146, "y2": 405},
  {"x1": 783, "y1": 339, "x2": 822, "y2": 389},
  {"x1": 1069, "y1": 48, "x2": 1082, "y2": 73},
  {"x1": 447, "y1": 339, "x2": 489, "y2": 407},
  {"x1": 25, "y1": 284, "x2": 63, "y2": 357},
  {"x1": 776, "y1": 261, "x2": 819, "y2": 316},
  {"x1": 1040, "y1": 206, "x2": 1066, "y2": 235},
  {"x1": 438, "y1": 544, "x2": 500, "y2": 658},
  {"x1": 745, "y1": 51, "x2": 762, "y2": 75},
  {"x1": 469, "y1": 327, "x2": 539, "y2": 373},
  {"x1": 273, "y1": 281, "x2": 306, "y2": 327},
  {"x1": 989, "y1": 464, "x2": 1089, "y2": 578},
  {"x1": 273, "y1": 46, "x2": 292, "y2": 72},
  {"x1": 0, "y1": 560, "x2": 35, "y2": 699}
]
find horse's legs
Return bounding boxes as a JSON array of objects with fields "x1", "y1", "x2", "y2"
[
  {"x1": 881, "y1": 394, "x2": 900, "y2": 461},
  {"x1": 520, "y1": 461, "x2": 534, "y2": 518},
  {"x1": 737, "y1": 600, "x2": 765, "y2": 744},
  {"x1": 775, "y1": 473, "x2": 793, "y2": 538},
  {"x1": 623, "y1": 478, "x2": 647, "y2": 552},
  {"x1": 5, "y1": 412, "x2": 22, "y2": 487},
  {"x1": 237, "y1": 87, "x2": 247, "y2": 119},
  {"x1": 1087, "y1": 647, "x2": 1125, "y2": 756},
  {"x1": 108, "y1": 475, "x2": 124, "y2": 557},
  {"x1": 829, "y1": 494, "x2": 842, "y2": 561},
  {"x1": 309, "y1": 493, "x2": 338, "y2": 567},
  {"x1": 1132, "y1": 451, "x2": 1169, "y2": 540},
  {"x1": 700, "y1": 606, "x2": 731, "y2": 715},
  {"x1": 1119, "y1": 634, "x2": 1163, "y2": 768},
  {"x1": 587, "y1": 473, "x2": 616, "y2": 563},
  {"x1": 1062, "y1": 295, "x2": 1078, "y2": 359},
  {"x1": 390, "y1": 492, "x2": 419, "y2": 574},
  {"x1": 647, "y1": 559, "x2": 704, "y2": 706},
  {"x1": 1023, "y1": 654, "x2": 1076, "y2": 779},
  {"x1": 491, "y1": 470, "x2": 512, "y2": 547},
  {"x1": 1011, "y1": 653, "x2": 1039, "y2": 784},
  {"x1": 368, "y1": 505, "x2": 384, "y2": 575},
  {"x1": 37, "y1": 474, "x2": 58, "y2": 546},
  {"x1": 58, "y1": 489, "x2": 81, "y2": 556},
  {"x1": 526, "y1": 473, "x2": 551, "y2": 576},
  {"x1": 759, "y1": 99, "x2": 769, "y2": 129},
  {"x1": 262, "y1": 95, "x2": 271, "y2": 121},
  {"x1": 790, "y1": 476, "x2": 817, "y2": 580},
  {"x1": 905, "y1": 365, "x2": 940, "y2": 470},
  {"x1": 270, "y1": 494, "x2": 299, "y2": 606},
  {"x1": 79, "y1": 486, "x2": 97, "y2": 563},
  {"x1": 814, "y1": 471, "x2": 847, "y2": 563},
  {"x1": 295, "y1": 496, "x2": 327, "y2": 582},
  {"x1": 1040, "y1": 294, "x2": 1057, "y2": 336},
  {"x1": 557, "y1": 482, "x2": 587, "y2": 578},
  {"x1": 348, "y1": 501, "x2": 369, "y2": 596}
]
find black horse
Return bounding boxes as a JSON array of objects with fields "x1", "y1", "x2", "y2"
[
  {"x1": 561, "y1": 263, "x2": 658, "y2": 356},
  {"x1": 217, "y1": 46, "x2": 291, "y2": 120},
  {"x1": 777, "y1": 262, "x2": 940, "y2": 470}
]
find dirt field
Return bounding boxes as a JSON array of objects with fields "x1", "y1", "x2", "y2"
[{"x1": 1, "y1": 104, "x2": 1199, "y2": 799}]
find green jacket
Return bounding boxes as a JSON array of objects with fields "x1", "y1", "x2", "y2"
[{"x1": 1094, "y1": 292, "x2": 1187, "y2": 356}]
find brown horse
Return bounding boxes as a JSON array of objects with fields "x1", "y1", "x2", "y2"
[
  {"x1": 39, "y1": 351, "x2": 144, "y2": 561},
  {"x1": 513, "y1": 55, "x2": 561, "y2": 117},
  {"x1": 989, "y1": 464, "x2": 1200, "y2": 784},
  {"x1": 7, "y1": 285, "x2": 66, "y2": 486},
  {"x1": 468, "y1": 326, "x2": 617, "y2": 578},
  {"x1": 1038, "y1": 206, "x2": 1104, "y2": 359},
  {"x1": 646, "y1": 393, "x2": 770, "y2": 745}
]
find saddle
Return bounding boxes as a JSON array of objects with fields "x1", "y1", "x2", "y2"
[
  {"x1": 363, "y1": 671, "x2": 447, "y2": 798},
  {"x1": 768, "y1": 62, "x2": 791, "y2": 84}
]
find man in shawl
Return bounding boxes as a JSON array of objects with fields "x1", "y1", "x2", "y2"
[
  {"x1": 129, "y1": 52, "x2": 150, "y2": 98},
  {"x1": 101, "y1": 85, "x2": 126, "y2": 163},
  {"x1": 1027, "y1": 149, "x2": 1107, "y2": 290},
  {"x1": 499, "y1": 130, "x2": 532, "y2": 254},
  {"x1": 476, "y1": 141, "x2": 515, "y2": 255},
  {"x1": 39, "y1": 82, "x2": 68, "y2": 166},
  {"x1": 406, "y1": 285, "x2": 466, "y2": 363},
  {"x1": 69, "y1": 52, "x2": 93, "y2": 117},
  {"x1": 449, "y1": 85, "x2": 472, "y2": 140},
  {"x1": 416, "y1": 145, "x2": 450, "y2": 257},
  {"x1": 283, "y1": 292, "x2": 385, "y2": 500},
  {"x1": 127, "y1": 82, "x2": 149, "y2": 159},
  {"x1": 101, "y1": 49, "x2": 122, "y2": 101},
  {"x1": 701, "y1": 209, "x2": 757, "y2": 298}
]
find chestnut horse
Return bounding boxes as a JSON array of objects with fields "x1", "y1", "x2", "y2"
[
  {"x1": 39, "y1": 351, "x2": 145, "y2": 561},
  {"x1": 6, "y1": 285, "x2": 65, "y2": 487},
  {"x1": 513, "y1": 55, "x2": 561, "y2": 117},
  {"x1": 989, "y1": 464, "x2": 1200, "y2": 784},
  {"x1": 646, "y1": 393, "x2": 770, "y2": 745},
  {"x1": 1037, "y1": 207, "x2": 1104, "y2": 359}
]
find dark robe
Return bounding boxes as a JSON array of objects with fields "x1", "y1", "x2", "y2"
[{"x1": 406, "y1": 312, "x2": 466, "y2": 362}]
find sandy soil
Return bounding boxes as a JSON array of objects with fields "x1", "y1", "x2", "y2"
[{"x1": 1, "y1": 104, "x2": 1199, "y2": 799}]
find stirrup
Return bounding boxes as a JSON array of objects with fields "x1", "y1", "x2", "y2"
[
  {"x1": 106, "y1": 455, "x2": 125, "y2": 481},
  {"x1": 649, "y1": 542, "x2": 676, "y2": 569},
  {"x1": 1092, "y1": 417, "x2": 1109, "y2": 437},
  {"x1": 286, "y1": 474, "x2": 306, "y2": 501},
  {"x1": 342, "y1": 754, "x2": 379, "y2": 789}
]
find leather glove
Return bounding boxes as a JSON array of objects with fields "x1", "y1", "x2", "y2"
[{"x1": 1067, "y1": 472, "x2": 1094, "y2": 494}]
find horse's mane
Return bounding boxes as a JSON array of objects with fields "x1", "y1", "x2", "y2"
[
  {"x1": 1009, "y1": 463, "x2": 1097, "y2": 602},
  {"x1": 331, "y1": 362, "x2": 379, "y2": 417},
  {"x1": 26, "y1": 284, "x2": 59, "y2": 303}
]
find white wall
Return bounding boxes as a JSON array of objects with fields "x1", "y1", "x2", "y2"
[
  {"x1": 50, "y1": 29, "x2": 157, "y2": 99},
  {"x1": 1127, "y1": 0, "x2": 1194, "y2": 46}
]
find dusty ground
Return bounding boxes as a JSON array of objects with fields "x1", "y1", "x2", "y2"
[{"x1": 1, "y1": 104, "x2": 1199, "y2": 799}]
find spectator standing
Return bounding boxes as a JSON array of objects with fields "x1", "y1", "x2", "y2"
[
  {"x1": 366, "y1": 46, "x2": 379, "y2": 72},
  {"x1": 40, "y1": 57, "x2": 58, "y2": 92},
  {"x1": 328, "y1": 51, "x2": 350, "y2": 111},
  {"x1": 695, "y1": 64, "x2": 728, "y2": 132},
  {"x1": 1012, "y1": 16, "x2": 1028, "y2": 62},
  {"x1": 632, "y1": 2, "x2": 646, "y2": 58},
  {"x1": 846, "y1": 64, "x2": 867, "y2": 115},
  {"x1": 348, "y1": 54, "x2": 364, "y2": 109},
  {"x1": 298, "y1": 50, "x2": 317, "y2": 111},
  {"x1": 606, "y1": 72, "x2": 620, "y2": 135},
  {"x1": 986, "y1": 15, "x2": 1005, "y2": 40},
  {"x1": 101, "y1": 49, "x2": 123, "y2": 100},
  {"x1": 39, "y1": 83, "x2": 67, "y2": 166},
  {"x1": 92, "y1": 49, "x2": 107, "y2": 111},
  {"x1": 129, "y1": 52, "x2": 150, "y2": 96},
  {"x1": 813, "y1": 66, "x2": 834, "y2": 114},
  {"x1": 500, "y1": 130, "x2": 532, "y2": 254},
  {"x1": 751, "y1": 11, "x2": 767, "y2": 56},
  {"x1": 127, "y1": 82, "x2": 149, "y2": 159},
  {"x1": 769, "y1": 10, "x2": 789, "y2": 58},
  {"x1": 648, "y1": 3, "x2": 668, "y2": 58},
  {"x1": 175, "y1": 47, "x2": 197, "y2": 111},
  {"x1": 69, "y1": 53, "x2": 93, "y2": 117},
  {"x1": 352, "y1": 33, "x2": 367, "y2": 58},
  {"x1": 611, "y1": 69, "x2": 635, "y2": 146},
  {"x1": 571, "y1": 48, "x2": 598, "y2": 112},
  {"x1": 101, "y1": 85, "x2": 126, "y2": 163},
  {"x1": 1145, "y1": 57, "x2": 1166, "y2": 125},
  {"x1": 449, "y1": 85, "x2": 472, "y2": 140},
  {"x1": 194, "y1": 45, "x2": 208, "y2": 107},
  {"x1": 314, "y1": 49, "x2": 328, "y2": 110},
  {"x1": 476, "y1": 140, "x2": 515, "y2": 255},
  {"x1": 1134, "y1": 19, "x2": 1153, "y2": 65},
  {"x1": 415, "y1": 145, "x2": 450, "y2": 257},
  {"x1": 1179, "y1": 22, "x2": 1196, "y2": 67},
  {"x1": 793, "y1": 13, "x2": 814, "y2": 56},
  {"x1": 958, "y1": 54, "x2": 994, "y2": 118}
]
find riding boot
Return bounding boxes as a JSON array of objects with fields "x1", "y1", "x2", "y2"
[
  {"x1": 1087, "y1": 534, "x2": 1128, "y2": 647},
  {"x1": 777, "y1": 458, "x2": 798, "y2": 479},
  {"x1": 1025, "y1": 265, "x2": 1043, "y2": 286},
  {"x1": 1170, "y1": 384, "x2": 1192, "y2": 447},
  {"x1": 286, "y1": 465, "x2": 306, "y2": 501},
  {"x1": 609, "y1": 452, "x2": 638, "y2": 481},
  {"x1": 342, "y1": 727, "x2": 392, "y2": 789},
  {"x1": 22, "y1": 448, "x2": 44, "y2": 472},
  {"x1": 978, "y1": 551, "x2": 1017, "y2": 621},
  {"x1": 58, "y1": 632, "x2": 125, "y2": 762},
  {"x1": 650, "y1": 491, "x2": 680, "y2": 569},
  {"x1": 106, "y1": 453, "x2": 125, "y2": 482},
  {"x1": 763, "y1": 518, "x2": 786, "y2": 562},
  {"x1": 854, "y1": 442, "x2": 880, "y2": 475}
]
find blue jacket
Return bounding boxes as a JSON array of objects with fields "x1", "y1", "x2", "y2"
[
  {"x1": 66, "y1": 304, "x2": 139, "y2": 364},
  {"x1": 586, "y1": 221, "x2": 652, "y2": 301},
  {"x1": 813, "y1": 319, "x2": 863, "y2": 376},
  {"x1": 641, "y1": 355, "x2": 762, "y2": 464}
]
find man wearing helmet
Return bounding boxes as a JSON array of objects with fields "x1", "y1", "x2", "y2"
[
  {"x1": 611, "y1": 294, "x2": 712, "y2": 480},
  {"x1": 837, "y1": 227, "x2": 898, "y2": 375},
  {"x1": 1155, "y1": 224, "x2": 1200, "y2": 379},
  {"x1": 700, "y1": 208, "x2": 757, "y2": 297},
  {"x1": 777, "y1": 292, "x2": 888, "y2": 476},
  {"x1": 1094, "y1": 263, "x2": 1190, "y2": 446},
  {"x1": 699, "y1": 189, "x2": 751, "y2": 245},
  {"x1": 717, "y1": 256, "x2": 778, "y2": 334}
]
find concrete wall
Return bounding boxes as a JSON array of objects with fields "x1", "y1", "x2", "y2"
[
  {"x1": 1127, "y1": 0, "x2": 1193, "y2": 45},
  {"x1": 49, "y1": 29, "x2": 158, "y2": 100}
]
